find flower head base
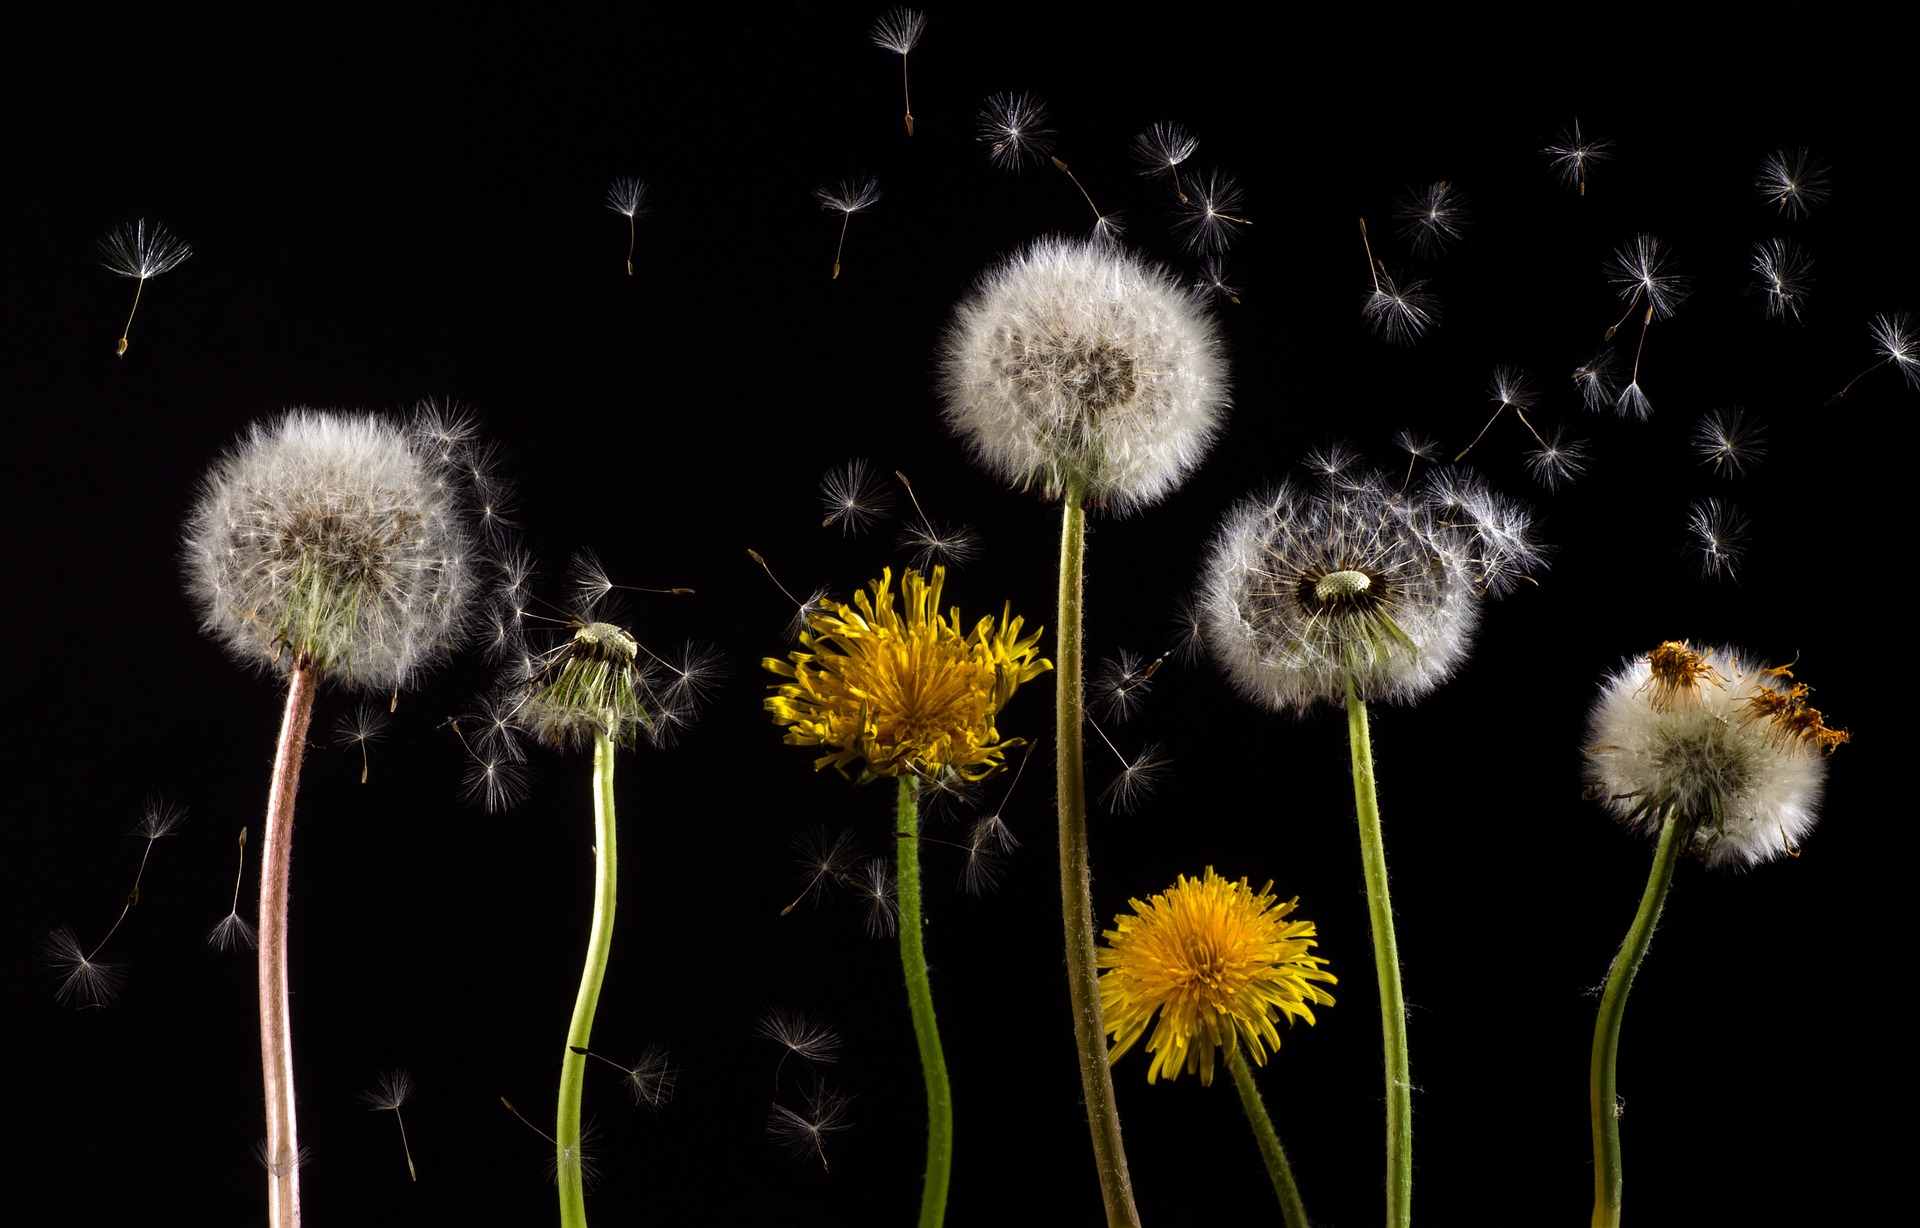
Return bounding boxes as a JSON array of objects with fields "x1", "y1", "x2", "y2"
[
  {"x1": 184, "y1": 410, "x2": 482, "y2": 689},
  {"x1": 1586, "y1": 644, "x2": 1848, "y2": 868},
  {"x1": 1198, "y1": 455, "x2": 1543, "y2": 713},
  {"x1": 1099, "y1": 868, "x2": 1335, "y2": 1086},
  {"x1": 521, "y1": 620, "x2": 654, "y2": 751},
  {"x1": 764, "y1": 567, "x2": 1051, "y2": 785},
  {"x1": 939, "y1": 237, "x2": 1230, "y2": 513}
]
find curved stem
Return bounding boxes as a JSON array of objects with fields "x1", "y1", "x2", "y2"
[
  {"x1": 895, "y1": 777, "x2": 952, "y2": 1227},
  {"x1": 557, "y1": 729, "x2": 620, "y2": 1228},
  {"x1": 1345, "y1": 677, "x2": 1410, "y2": 1228},
  {"x1": 260, "y1": 659, "x2": 317, "y2": 1228},
  {"x1": 1590, "y1": 807, "x2": 1683, "y2": 1228},
  {"x1": 1056, "y1": 486, "x2": 1141, "y2": 1228},
  {"x1": 1227, "y1": 1042, "x2": 1310, "y2": 1228}
]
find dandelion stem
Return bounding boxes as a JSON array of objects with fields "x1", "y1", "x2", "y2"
[
  {"x1": 557, "y1": 728, "x2": 619, "y2": 1228},
  {"x1": 1227, "y1": 1041, "x2": 1311, "y2": 1228},
  {"x1": 895, "y1": 776, "x2": 953, "y2": 1227},
  {"x1": 1590, "y1": 806, "x2": 1682, "y2": 1228},
  {"x1": 1056, "y1": 483, "x2": 1142, "y2": 1228},
  {"x1": 1345, "y1": 676, "x2": 1410, "y2": 1228},
  {"x1": 260, "y1": 659, "x2": 318, "y2": 1228}
]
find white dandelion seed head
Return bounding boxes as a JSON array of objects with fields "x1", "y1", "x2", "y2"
[
  {"x1": 1198, "y1": 460, "x2": 1543, "y2": 713},
  {"x1": 1524, "y1": 426, "x2": 1589, "y2": 492},
  {"x1": 1542, "y1": 118, "x2": 1614, "y2": 192},
  {"x1": 1361, "y1": 272, "x2": 1439, "y2": 345},
  {"x1": 1755, "y1": 148, "x2": 1830, "y2": 219},
  {"x1": 1870, "y1": 312, "x2": 1920, "y2": 389},
  {"x1": 1687, "y1": 498, "x2": 1750, "y2": 581},
  {"x1": 1572, "y1": 351, "x2": 1619, "y2": 412},
  {"x1": 1751, "y1": 238, "x2": 1813, "y2": 323},
  {"x1": 1173, "y1": 169, "x2": 1251, "y2": 254},
  {"x1": 939, "y1": 236, "x2": 1230, "y2": 513},
  {"x1": 1693, "y1": 408, "x2": 1767, "y2": 478},
  {"x1": 183, "y1": 409, "x2": 485, "y2": 690},
  {"x1": 1605, "y1": 234, "x2": 1690, "y2": 319},
  {"x1": 1585, "y1": 646, "x2": 1830, "y2": 868},
  {"x1": 1393, "y1": 180, "x2": 1469, "y2": 256},
  {"x1": 976, "y1": 92, "x2": 1055, "y2": 170}
]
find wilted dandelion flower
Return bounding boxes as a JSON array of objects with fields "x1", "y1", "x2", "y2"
[
  {"x1": 97, "y1": 217, "x2": 192, "y2": 355},
  {"x1": 1099, "y1": 868, "x2": 1335, "y2": 1085},
  {"x1": 1751, "y1": 238, "x2": 1813, "y2": 322},
  {"x1": 977, "y1": 92, "x2": 1055, "y2": 170},
  {"x1": 1198, "y1": 458, "x2": 1543, "y2": 713},
  {"x1": 1755, "y1": 148, "x2": 1830, "y2": 218},
  {"x1": 1585, "y1": 643, "x2": 1846, "y2": 867},
  {"x1": 939, "y1": 236, "x2": 1230, "y2": 512},
  {"x1": 763, "y1": 567, "x2": 1050, "y2": 784}
]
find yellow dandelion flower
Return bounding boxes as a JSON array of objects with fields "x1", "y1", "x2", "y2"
[
  {"x1": 763, "y1": 566, "x2": 1051, "y2": 784},
  {"x1": 1099, "y1": 868, "x2": 1335, "y2": 1086}
]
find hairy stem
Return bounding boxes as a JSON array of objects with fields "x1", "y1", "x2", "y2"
[
  {"x1": 1590, "y1": 807, "x2": 1683, "y2": 1228},
  {"x1": 896, "y1": 777, "x2": 953, "y2": 1227},
  {"x1": 1227, "y1": 1042, "x2": 1311, "y2": 1228},
  {"x1": 558, "y1": 729, "x2": 620, "y2": 1228},
  {"x1": 1057, "y1": 486, "x2": 1141, "y2": 1228},
  {"x1": 1346, "y1": 677, "x2": 1410, "y2": 1228},
  {"x1": 260, "y1": 659, "x2": 317, "y2": 1228}
]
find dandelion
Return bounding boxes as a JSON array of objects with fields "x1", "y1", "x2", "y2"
[
  {"x1": 1523, "y1": 425, "x2": 1590, "y2": 492},
  {"x1": 1828, "y1": 311, "x2": 1920, "y2": 403},
  {"x1": 1092, "y1": 649, "x2": 1162, "y2": 722},
  {"x1": 1543, "y1": 117, "x2": 1613, "y2": 196},
  {"x1": 97, "y1": 217, "x2": 192, "y2": 355},
  {"x1": 360, "y1": 1069, "x2": 418, "y2": 1181},
  {"x1": 1572, "y1": 350, "x2": 1618, "y2": 412},
  {"x1": 1602, "y1": 234, "x2": 1688, "y2": 418},
  {"x1": 815, "y1": 175, "x2": 880, "y2": 280},
  {"x1": 207, "y1": 826, "x2": 257, "y2": 952},
  {"x1": 977, "y1": 92, "x2": 1054, "y2": 170},
  {"x1": 45, "y1": 800, "x2": 183, "y2": 1006},
  {"x1": 1131, "y1": 121, "x2": 1198, "y2": 201},
  {"x1": 1198, "y1": 455, "x2": 1540, "y2": 1228},
  {"x1": 183, "y1": 407, "x2": 491, "y2": 1228},
  {"x1": 606, "y1": 177, "x2": 649, "y2": 275},
  {"x1": 755, "y1": 1007, "x2": 843, "y2": 1090},
  {"x1": 854, "y1": 855, "x2": 899, "y2": 938},
  {"x1": 1692, "y1": 408, "x2": 1766, "y2": 477},
  {"x1": 1049, "y1": 154, "x2": 1123, "y2": 242},
  {"x1": 818, "y1": 458, "x2": 892, "y2": 533},
  {"x1": 780, "y1": 826, "x2": 863, "y2": 915},
  {"x1": 1686, "y1": 498, "x2": 1749, "y2": 580},
  {"x1": 1094, "y1": 735, "x2": 1169, "y2": 815},
  {"x1": 1756, "y1": 147, "x2": 1830, "y2": 218},
  {"x1": 333, "y1": 702, "x2": 390, "y2": 784},
  {"x1": 1394, "y1": 180, "x2": 1468, "y2": 256},
  {"x1": 1174, "y1": 169, "x2": 1252, "y2": 254},
  {"x1": 1101, "y1": 868, "x2": 1334, "y2": 1221},
  {"x1": 1454, "y1": 365, "x2": 1542, "y2": 463},
  {"x1": 1359, "y1": 219, "x2": 1438, "y2": 344},
  {"x1": 570, "y1": 1043, "x2": 676, "y2": 1108},
  {"x1": 767, "y1": 1078, "x2": 853, "y2": 1172},
  {"x1": 869, "y1": 8, "x2": 925, "y2": 134},
  {"x1": 1195, "y1": 256, "x2": 1242, "y2": 304},
  {"x1": 1751, "y1": 238, "x2": 1813, "y2": 322},
  {"x1": 893, "y1": 469, "x2": 980, "y2": 571},
  {"x1": 940, "y1": 237, "x2": 1229, "y2": 512},
  {"x1": 764, "y1": 565, "x2": 1048, "y2": 1225},
  {"x1": 1583, "y1": 643, "x2": 1847, "y2": 1226}
]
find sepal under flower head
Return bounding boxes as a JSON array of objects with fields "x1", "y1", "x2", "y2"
[
  {"x1": 939, "y1": 237, "x2": 1230, "y2": 513},
  {"x1": 1098, "y1": 868, "x2": 1335, "y2": 1086},
  {"x1": 763, "y1": 567, "x2": 1051, "y2": 784},
  {"x1": 1584, "y1": 642, "x2": 1848, "y2": 868}
]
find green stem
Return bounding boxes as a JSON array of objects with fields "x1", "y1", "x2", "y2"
[
  {"x1": 1056, "y1": 487, "x2": 1141, "y2": 1228},
  {"x1": 895, "y1": 777, "x2": 953, "y2": 1227},
  {"x1": 557, "y1": 729, "x2": 620, "y2": 1228},
  {"x1": 259, "y1": 658, "x2": 317, "y2": 1228},
  {"x1": 1345, "y1": 677, "x2": 1410, "y2": 1228},
  {"x1": 1590, "y1": 807, "x2": 1683, "y2": 1228},
  {"x1": 1226, "y1": 1042, "x2": 1311, "y2": 1228}
]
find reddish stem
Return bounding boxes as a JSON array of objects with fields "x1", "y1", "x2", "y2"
[{"x1": 260, "y1": 659, "x2": 317, "y2": 1228}]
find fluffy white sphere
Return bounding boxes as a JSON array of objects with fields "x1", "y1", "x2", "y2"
[{"x1": 939, "y1": 236, "x2": 1229, "y2": 512}]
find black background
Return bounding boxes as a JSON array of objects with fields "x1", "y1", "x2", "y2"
[{"x1": 8, "y1": 6, "x2": 1898, "y2": 1225}]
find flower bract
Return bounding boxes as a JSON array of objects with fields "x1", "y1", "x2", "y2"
[
  {"x1": 1099, "y1": 868, "x2": 1335, "y2": 1085},
  {"x1": 763, "y1": 567, "x2": 1050, "y2": 784}
]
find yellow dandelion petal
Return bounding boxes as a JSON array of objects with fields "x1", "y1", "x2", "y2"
[
  {"x1": 1098, "y1": 868, "x2": 1335, "y2": 1086},
  {"x1": 764, "y1": 567, "x2": 1051, "y2": 784}
]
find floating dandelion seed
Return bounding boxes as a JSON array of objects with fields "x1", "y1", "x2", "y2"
[
  {"x1": 1195, "y1": 256, "x2": 1242, "y2": 304},
  {"x1": 855, "y1": 856, "x2": 899, "y2": 937},
  {"x1": 747, "y1": 548, "x2": 831, "y2": 643},
  {"x1": 1686, "y1": 499, "x2": 1749, "y2": 581},
  {"x1": 819, "y1": 458, "x2": 893, "y2": 533},
  {"x1": 450, "y1": 716, "x2": 532, "y2": 812},
  {"x1": 768, "y1": 1078, "x2": 854, "y2": 1172},
  {"x1": 1692, "y1": 409, "x2": 1767, "y2": 477},
  {"x1": 755, "y1": 1007, "x2": 844, "y2": 1091},
  {"x1": 97, "y1": 217, "x2": 192, "y2": 355},
  {"x1": 815, "y1": 176, "x2": 881, "y2": 280},
  {"x1": 1093, "y1": 649, "x2": 1163, "y2": 723},
  {"x1": 45, "y1": 801, "x2": 183, "y2": 1006},
  {"x1": 1132, "y1": 121, "x2": 1198, "y2": 200},
  {"x1": 780, "y1": 825, "x2": 863, "y2": 915},
  {"x1": 570, "y1": 1043, "x2": 677, "y2": 1108},
  {"x1": 333, "y1": 702, "x2": 390, "y2": 784},
  {"x1": 1756, "y1": 148, "x2": 1830, "y2": 219},
  {"x1": 499, "y1": 1097, "x2": 602, "y2": 1190},
  {"x1": 1358, "y1": 219, "x2": 1438, "y2": 344},
  {"x1": 893, "y1": 471, "x2": 979, "y2": 570},
  {"x1": 1394, "y1": 180, "x2": 1469, "y2": 256},
  {"x1": 361, "y1": 1069, "x2": 418, "y2": 1182},
  {"x1": 1049, "y1": 154, "x2": 1122, "y2": 242},
  {"x1": 1090, "y1": 723, "x2": 1169, "y2": 816},
  {"x1": 1543, "y1": 117, "x2": 1614, "y2": 196},
  {"x1": 977, "y1": 92, "x2": 1055, "y2": 170},
  {"x1": 1603, "y1": 234, "x2": 1688, "y2": 418},
  {"x1": 959, "y1": 742, "x2": 1033, "y2": 893},
  {"x1": 1572, "y1": 350, "x2": 1618, "y2": 412},
  {"x1": 1523, "y1": 425, "x2": 1590, "y2": 492},
  {"x1": 606, "y1": 178, "x2": 649, "y2": 276},
  {"x1": 869, "y1": 8, "x2": 925, "y2": 135},
  {"x1": 1099, "y1": 868, "x2": 1336, "y2": 1085},
  {"x1": 1174, "y1": 169, "x2": 1252, "y2": 254},
  {"x1": 1751, "y1": 238, "x2": 1813, "y2": 322},
  {"x1": 207, "y1": 826, "x2": 257, "y2": 952},
  {"x1": 1455, "y1": 365, "x2": 1542, "y2": 463},
  {"x1": 1828, "y1": 311, "x2": 1920, "y2": 403},
  {"x1": 1391, "y1": 430, "x2": 1441, "y2": 489}
]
